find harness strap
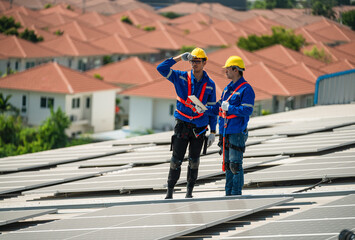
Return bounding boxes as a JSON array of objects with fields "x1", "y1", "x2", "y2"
[
  {"x1": 219, "y1": 82, "x2": 249, "y2": 119},
  {"x1": 176, "y1": 71, "x2": 207, "y2": 120}
]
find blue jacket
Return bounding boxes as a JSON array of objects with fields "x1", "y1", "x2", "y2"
[
  {"x1": 206, "y1": 77, "x2": 255, "y2": 135},
  {"x1": 157, "y1": 58, "x2": 217, "y2": 131}
]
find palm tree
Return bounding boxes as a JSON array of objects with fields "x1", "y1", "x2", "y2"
[{"x1": 0, "y1": 93, "x2": 19, "y2": 115}]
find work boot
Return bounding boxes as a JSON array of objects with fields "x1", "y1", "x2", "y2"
[
  {"x1": 165, "y1": 187, "x2": 174, "y2": 199},
  {"x1": 185, "y1": 187, "x2": 193, "y2": 198}
]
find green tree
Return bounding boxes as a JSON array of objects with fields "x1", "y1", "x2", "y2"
[
  {"x1": 44, "y1": 3, "x2": 52, "y2": 9},
  {"x1": 237, "y1": 26, "x2": 305, "y2": 51},
  {"x1": 0, "y1": 16, "x2": 21, "y2": 34},
  {"x1": 121, "y1": 16, "x2": 133, "y2": 25},
  {"x1": 38, "y1": 107, "x2": 71, "y2": 150},
  {"x1": 265, "y1": 0, "x2": 296, "y2": 9},
  {"x1": 160, "y1": 12, "x2": 182, "y2": 19},
  {"x1": 303, "y1": 46, "x2": 332, "y2": 63},
  {"x1": 19, "y1": 28, "x2": 44, "y2": 43},
  {"x1": 311, "y1": 0, "x2": 336, "y2": 19},
  {"x1": 0, "y1": 93, "x2": 19, "y2": 115},
  {"x1": 252, "y1": 0, "x2": 267, "y2": 9},
  {"x1": 342, "y1": 10, "x2": 355, "y2": 30}
]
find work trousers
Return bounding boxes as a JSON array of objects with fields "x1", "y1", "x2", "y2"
[
  {"x1": 167, "y1": 119, "x2": 206, "y2": 189},
  {"x1": 221, "y1": 131, "x2": 248, "y2": 195}
]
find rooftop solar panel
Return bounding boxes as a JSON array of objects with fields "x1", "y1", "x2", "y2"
[
  {"x1": 0, "y1": 197, "x2": 292, "y2": 240},
  {"x1": 0, "y1": 209, "x2": 57, "y2": 227},
  {"x1": 224, "y1": 194, "x2": 355, "y2": 240}
]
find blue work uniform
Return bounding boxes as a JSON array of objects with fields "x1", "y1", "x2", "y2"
[
  {"x1": 206, "y1": 77, "x2": 255, "y2": 195},
  {"x1": 157, "y1": 57, "x2": 217, "y2": 191}
]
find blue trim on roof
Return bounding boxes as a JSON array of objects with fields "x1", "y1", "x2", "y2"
[{"x1": 314, "y1": 68, "x2": 355, "y2": 105}]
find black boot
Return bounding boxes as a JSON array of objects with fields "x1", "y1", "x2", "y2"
[
  {"x1": 185, "y1": 187, "x2": 193, "y2": 198},
  {"x1": 165, "y1": 187, "x2": 174, "y2": 199}
]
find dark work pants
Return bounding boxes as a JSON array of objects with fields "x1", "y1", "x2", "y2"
[{"x1": 167, "y1": 119, "x2": 206, "y2": 189}]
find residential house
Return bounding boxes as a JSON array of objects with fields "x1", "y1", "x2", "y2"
[{"x1": 0, "y1": 62, "x2": 120, "y2": 137}]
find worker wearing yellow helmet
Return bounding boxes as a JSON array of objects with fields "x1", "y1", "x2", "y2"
[
  {"x1": 196, "y1": 55, "x2": 255, "y2": 196},
  {"x1": 157, "y1": 47, "x2": 217, "y2": 199}
]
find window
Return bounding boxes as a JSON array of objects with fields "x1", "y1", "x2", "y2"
[
  {"x1": 86, "y1": 97, "x2": 90, "y2": 108},
  {"x1": 169, "y1": 104, "x2": 174, "y2": 116},
  {"x1": 15, "y1": 61, "x2": 19, "y2": 70},
  {"x1": 21, "y1": 95, "x2": 27, "y2": 113},
  {"x1": 25, "y1": 62, "x2": 35, "y2": 69},
  {"x1": 40, "y1": 97, "x2": 54, "y2": 108},
  {"x1": 72, "y1": 98, "x2": 80, "y2": 109}
]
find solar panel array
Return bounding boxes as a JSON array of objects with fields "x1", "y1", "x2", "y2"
[
  {"x1": 0, "y1": 209, "x2": 57, "y2": 227},
  {"x1": 0, "y1": 197, "x2": 292, "y2": 240},
  {"x1": 223, "y1": 194, "x2": 355, "y2": 240}
]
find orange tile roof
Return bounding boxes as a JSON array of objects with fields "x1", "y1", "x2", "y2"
[
  {"x1": 175, "y1": 20, "x2": 208, "y2": 33},
  {"x1": 142, "y1": 20, "x2": 184, "y2": 35},
  {"x1": 170, "y1": 12, "x2": 220, "y2": 25},
  {"x1": 334, "y1": 41, "x2": 355, "y2": 57},
  {"x1": 37, "y1": 12, "x2": 76, "y2": 27},
  {"x1": 255, "y1": 44, "x2": 325, "y2": 69},
  {"x1": 28, "y1": 25, "x2": 59, "y2": 41},
  {"x1": 2, "y1": 10, "x2": 48, "y2": 28},
  {"x1": 312, "y1": 24, "x2": 355, "y2": 43},
  {"x1": 86, "y1": 56, "x2": 161, "y2": 87},
  {"x1": 294, "y1": 27, "x2": 332, "y2": 44},
  {"x1": 39, "y1": 4, "x2": 80, "y2": 18},
  {"x1": 0, "y1": 35, "x2": 60, "y2": 58},
  {"x1": 74, "y1": 11, "x2": 113, "y2": 27},
  {"x1": 245, "y1": 62, "x2": 315, "y2": 96},
  {"x1": 0, "y1": 62, "x2": 119, "y2": 94},
  {"x1": 8, "y1": 0, "x2": 43, "y2": 10},
  {"x1": 99, "y1": 19, "x2": 146, "y2": 38},
  {"x1": 282, "y1": 62, "x2": 326, "y2": 84},
  {"x1": 186, "y1": 26, "x2": 239, "y2": 47},
  {"x1": 132, "y1": 29, "x2": 207, "y2": 50},
  {"x1": 238, "y1": 16, "x2": 285, "y2": 35},
  {"x1": 48, "y1": 21, "x2": 108, "y2": 42},
  {"x1": 319, "y1": 59, "x2": 354, "y2": 74},
  {"x1": 2, "y1": 5, "x2": 39, "y2": 17},
  {"x1": 39, "y1": 34, "x2": 109, "y2": 56},
  {"x1": 83, "y1": 2, "x2": 124, "y2": 15},
  {"x1": 207, "y1": 46, "x2": 282, "y2": 70},
  {"x1": 130, "y1": 8, "x2": 169, "y2": 23},
  {"x1": 111, "y1": 10, "x2": 153, "y2": 26},
  {"x1": 91, "y1": 33, "x2": 158, "y2": 55}
]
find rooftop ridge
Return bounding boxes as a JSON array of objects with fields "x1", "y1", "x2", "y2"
[{"x1": 53, "y1": 62, "x2": 74, "y2": 94}]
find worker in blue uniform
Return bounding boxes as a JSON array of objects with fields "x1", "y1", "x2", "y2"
[
  {"x1": 198, "y1": 56, "x2": 255, "y2": 196},
  {"x1": 157, "y1": 47, "x2": 217, "y2": 199}
]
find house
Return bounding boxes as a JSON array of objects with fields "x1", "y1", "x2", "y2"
[{"x1": 0, "y1": 62, "x2": 120, "y2": 137}]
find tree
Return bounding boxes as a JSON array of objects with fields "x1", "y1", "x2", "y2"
[
  {"x1": 311, "y1": 0, "x2": 336, "y2": 19},
  {"x1": 342, "y1": 10, "x2": 355, "y2": 30},
  {"x1": 265, "y1": 0, "x2": 297, "y2": 9},
  {"x1": 121, "y1": 16, "x2": 133, "y2": 25},
  {"x1": 38, "y1": 107, "x2": 71, "y2": 149},
  {"x1": 237, "y1": 26, "x2": 305, "y2": 51},
  {"x1": 303, "y1": 46, "x2": 332, "y2": 63},
  {"x1": 19, "y1": 28, "x2": 44, "y2": 43},
  {"x1": 0, "y1": 93, "x2": 19, "y2": 115},
  {"x1": 0, "y1": 16, "x2": 21, "y2": 34},
  {"x1": 252, "y1": 0, "x2": 267, "y2": 9},
  {"x1": 159, "y1": 12, "x2": 182, "y2": 19}
]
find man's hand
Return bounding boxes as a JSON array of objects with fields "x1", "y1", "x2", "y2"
[
  {"x1": 207, "y1": 133, "x2": 215, "y2": 147},
  {"x1": 221, "y1": 101, "x2": 229, "y2": 111},
  {"x1": 181, "y1": 52, "x2": 193, "y2": 61},
  {"x1": 195, "y1": 105, "x2": 205, "y2": 113}
]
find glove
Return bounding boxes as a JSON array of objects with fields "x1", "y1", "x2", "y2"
[
  {"x1": 221, "y1": 101, "x2": 229, "y2": 111},
  {"x1": 207, "y1": 133, "x2": 215, "y2": 147},
  {"x1": 181, "y1": 52, "x2": 193, "y2": 61},
  {"x1": 195, "y1": 105, "x2": 205, "y2": 113}
]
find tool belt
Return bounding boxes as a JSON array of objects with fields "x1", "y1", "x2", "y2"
[
  {"x1": 170, "y1": 119, "x2": 208, "y2": 155},
  {"x1": 218, "y1": 134, "x2": 246, "y2": 155}
]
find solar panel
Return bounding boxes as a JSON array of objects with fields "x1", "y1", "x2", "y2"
[
  {"x1": 24, "y1": 154, "x2": 287, "y2": 195},
  {"x1": 248, "y1": 116, "x2": 355, "y2": 136},
  {"x1": 244, "y1": 130, "x2": 355, "y2": 157},
  {"x1": 0, "y1": 197, "x2": 292, "y2": 240},
  {"x1": 244, "y1": 150, "x2": 355, "y2": 184},
  {"x1": 0, "y1": 144, "x2": 141, "y2": 173},
  {"x1": 224, "y1": 194, "x2": 355, "y2": 240},
  {"x1": 0, "y1": 209, "x2": 57, "y2": 227}
]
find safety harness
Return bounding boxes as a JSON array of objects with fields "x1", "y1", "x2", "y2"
[
  {"x1": 176, "y1": 72, "x2": 207, "y2": 120},
  {"x1": 220, "y1": 81, "x2": 249, "y2": 172}
]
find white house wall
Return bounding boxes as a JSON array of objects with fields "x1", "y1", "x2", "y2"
[
  {"x1": 129, "y1": 96, "x2": 153, "y2": 131},
  {"x1": 91, "y1": 90, "x2": 116, "y2": 132},
  {"x1": 153, "y1": 98, "x2": 176, "y2": 131}
]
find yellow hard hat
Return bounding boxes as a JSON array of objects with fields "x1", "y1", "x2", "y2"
[
  {"x1": 191, "y1": 47, "x2": 208, "y2": 60},
  {"x1": 223, "y1": 56, "x2": 245, "y2": 71}
]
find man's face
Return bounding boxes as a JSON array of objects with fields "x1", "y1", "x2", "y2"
[
  {"x1": 190, "y1": 58, "x2": 206, "y2": 71},
  {"x1": 225, "y1": 66, "x2": 235, "y2": 79}
]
